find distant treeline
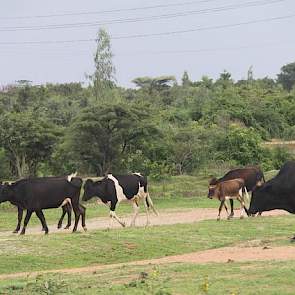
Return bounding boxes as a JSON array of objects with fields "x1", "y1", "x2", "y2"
[{"x1": 1, "y1": 62, "x2": 295, "y2": 179}]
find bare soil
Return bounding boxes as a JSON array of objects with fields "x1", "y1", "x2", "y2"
[
  {"x1": 1, "y1": 244, "x2": 295, "y2": 280},
  {"x1": 0, "y1": 208, "x2": 288, "y2": 237}
]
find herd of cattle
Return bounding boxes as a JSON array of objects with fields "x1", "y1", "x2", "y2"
[
  {"x1": 0, "y1": 161, "x2": 295, "y2": 238},
  {"x1": 0, "y1": 173, "x2": 157, "y2": 234}
]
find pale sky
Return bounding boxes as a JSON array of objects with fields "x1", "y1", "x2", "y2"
[{"x1": 0, "y1": 0, "x2": 294, "y2": 88}]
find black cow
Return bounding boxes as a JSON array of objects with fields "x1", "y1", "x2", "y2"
[
  {"x1": 1, "y1": 176, "x2": 74, "y2": 233},
  {"x1": 209, "y1": 166, "x2": 265, "y2": 217},
  {"x1": 82, "y1": 173, "x2": 158, "y2": 228},
  {"x1": 0, "y1": 176, "x2": 86, "y2": 235},
  {"x1": 249, "y1": 161, "x2": 295, "y2": 239}
]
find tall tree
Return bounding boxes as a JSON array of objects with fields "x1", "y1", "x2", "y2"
[
  {"x1": 181, "y1": 71, "x2": 191, "y2": 87},
  {"x1": 88, "y1": 28, "x2": 116, "y2": 100},
  {"x1": 277, "y1": 62, "x2": 295, "y2": 91}
]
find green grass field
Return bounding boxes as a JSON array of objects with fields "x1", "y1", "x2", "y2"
[
  {"x1": 2, "y1": 172, "x2": 293, "y2": 294},
  {"x1": 1, "y1": 260, "x2": 295, "y2": 295}
]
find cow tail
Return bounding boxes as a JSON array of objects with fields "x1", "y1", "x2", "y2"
[
  {"x1": 243, "y1": 186, "x2": 250, "y2": 202},
  {"x1": 146, "y1": 193, "x2": 159, "y2": 216},
  {"x1": 261, "y1": 172, "x2": 266, "y2": 183}
]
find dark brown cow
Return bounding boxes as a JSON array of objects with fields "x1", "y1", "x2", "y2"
[
  {"x1": 208, "y1": 178, "x2": 249, "y2": 220},
  {"x1": 209, "y1": 166, "x2": 265, "y2": 217}
]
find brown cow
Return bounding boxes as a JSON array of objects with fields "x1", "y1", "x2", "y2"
[
  {"x1": 208, "y1": 178, "x2": 249, "y2": 220},
  {"x1": 209, "y1": 166, "x2": 265, "y2": 217}
]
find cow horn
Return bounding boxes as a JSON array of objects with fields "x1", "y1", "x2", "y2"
[{"x1": 67, "y1": 172, "x2": 77, "y2": 182}]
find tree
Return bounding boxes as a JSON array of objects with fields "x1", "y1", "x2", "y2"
[
  {"x1": 247, "y1": 65, "x2": 254, "y2": 81},
  {"x1": 0, "y1": 112, "x2": 59, "y2": 177},
  {"x1": 181, "y1": 71, "x2": 191, "y2": 87},
  {"x1": 70, "y1": 103, "x2": 157, "y2": 175},
  {"x1": 87, "y1": 28, "x2": 116, "y2": 100},
  {"x1": 277, "y1": 62, "x2": 295, "y2": 91},
  {"x1": 132, "y1": 76, "x2": 176, "y2": 94},
  {"x1": 216, "y1": 125, "x2": 263, "y2": 165}
]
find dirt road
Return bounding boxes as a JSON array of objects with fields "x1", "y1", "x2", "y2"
[
  {"x1": 0, "y1": 208, "x2": 288, "y2": 237},
  {"x1": 1, "y1": 244, "x2": 295, "y2": 280}
]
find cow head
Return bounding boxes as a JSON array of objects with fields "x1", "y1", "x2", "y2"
[
  {"x1": 0, "y1": 183, "x2": 13, "y2": 203},
  {"x1": 82, "y1": 179, "x2": 104, "y2": 201},
  {"x1": 207, "y1": 178, "x2": 218, "y2": 199},
  {"x1": 248, "y1": 183, "x2": 274, "y2": 215}
]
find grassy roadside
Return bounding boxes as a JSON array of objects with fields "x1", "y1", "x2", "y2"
[
  {"x1": 1, "y1": 215, "x2": 294, "y2": 275},
  {"x1": 1, "y1": 260, "x2": 294, "y2": 294}
]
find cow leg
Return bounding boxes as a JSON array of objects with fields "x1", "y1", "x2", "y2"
[
  {"x1": 71, "y1": 198, "x2": 81, "y2": 233},
  {"x1": 143, "y1": 196, "x2": 150, "y2": 226},
  {"x1": 13, "y1": 207, "x2": 23, "y2": 233},
  {"x1": 109, "y1": 201, "x2": 125, "y2": 228},
  {"x1": 20, "y1": 210, "x2": 33, "y2": 235},
  {"x1": 79, "y1": 204, "x2": 87, "y2": 231},
  {"x1": 229, "y1": 199, "x2": 234, "y2": 218},
  {"x1": 110, "y1": 211, "x2": 126, "y2": 227},
  {"x1": 35, "y1": 210, "x2": 49, "y2": 234},
  {"x1": 57, "y1": 205, "x2": 67, "y2": 229},
  {"x1": 64, "y1": 203, "x2": 72, "y2": 229},
  {"x1": 237, "y1": 196, "x2": 246, "y2": 219},
  {"x1": 217, "y1": 200, "x2": 225, "y2": 221},
  {"x1": 130, "y1": 200, "x2": 140, "y2": 227}
]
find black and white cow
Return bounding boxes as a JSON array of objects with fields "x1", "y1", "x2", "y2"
[
  {"x1": 82, "y1": 173, "x2": 158, "y2": 228},
  {"x1": 0, "y1": 175, "x2": 86, "y2": 235}
]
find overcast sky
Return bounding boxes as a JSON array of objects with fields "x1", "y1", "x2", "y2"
[{"x1": 0, "y1": 0, "x2": 294, "y2": 88}]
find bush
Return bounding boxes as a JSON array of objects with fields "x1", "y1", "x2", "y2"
[{"x1": 215, "y1": 125, "x2": 264, "y2": 166}]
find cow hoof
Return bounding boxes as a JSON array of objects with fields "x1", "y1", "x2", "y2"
[
  {"x1": 20, "y1": 231, "x2": 25, "y2": 235},
  {"x1": 64, "y1": 225, "x2": 70, "y2": 230},
  {"x1": 45, "y1": 231, "x2": 49, "y2": 235},
  {"x1": 122, "y1": 222, "x2": 126, "y2": 228},
  {"x1": 240, "y1": 216, "x2": 244, "y2": 219},
  {"x1": 83, "y1": 227, "x2": 87, "y2": 232},
  {"x1": 57, "y1": 224, "x2": 62, "y2": 229},
  {"x1": 217, "y1": 218, "x2": 221, "y2": 221},
  {"x1": 13, "y1": 230, "x2": 19, "y2": 234}
]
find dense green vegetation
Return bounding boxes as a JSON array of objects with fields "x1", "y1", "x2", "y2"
[{"x1": 0, "y1": 29, "x2": 295, "y2": 179}]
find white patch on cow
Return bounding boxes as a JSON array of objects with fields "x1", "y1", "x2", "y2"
[
  {"x1": 67, "y1": 172, "x2": 77, "y2": 182},
  {"x1": 107, "y1": 174, "x2": 128, "y2": 203},
  {"x1": 133, "y1": 172, "x2": 142, "y2": 177},
  {"x1": 238, "y1": 188, "x2": 243, "y2": 198},
  {"x1": 137, "y1": 185, "x2": 146, "y2": 198},
  {"x1": 60, "y1": 198, "x2": 71, "y2": 207}
]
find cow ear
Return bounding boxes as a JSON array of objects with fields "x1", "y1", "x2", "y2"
[
  {"x1": 209, "y1": 177, "x2": 217, "y2": 185},
  {"x1": 85, "y1": 179, "x2": 94, "y2": 185}
]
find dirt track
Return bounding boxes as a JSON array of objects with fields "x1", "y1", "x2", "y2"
[
  {"x1": 1, "y1": 244, "x2": 295, "y2": 280},
  {"x1": 0, "y1": 208, "x2": 288, "y2": 237},
  {"x1": 0, "y1": 208, "x2": 292, "y2": 280}
]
